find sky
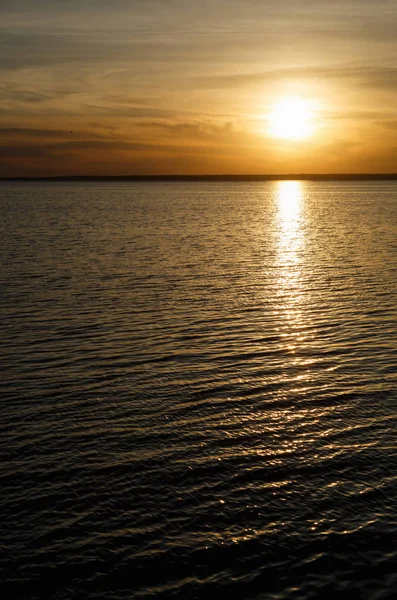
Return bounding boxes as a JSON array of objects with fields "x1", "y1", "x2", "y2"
[{"x1": 1, "y1": 0, "x2": 397, "y2": 176}]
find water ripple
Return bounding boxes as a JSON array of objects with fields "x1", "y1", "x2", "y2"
[{"x1": 1, "y1": 181, "x2": 397, "y2": 599}]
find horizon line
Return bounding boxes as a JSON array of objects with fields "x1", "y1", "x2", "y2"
[{"x1": 2, "y1": 173, "x2": 397, "y2": 182}]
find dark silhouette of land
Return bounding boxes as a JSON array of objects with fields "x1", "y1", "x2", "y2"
[{"x1": 2, "y1": 174, "x2": 397, "y2": 182}]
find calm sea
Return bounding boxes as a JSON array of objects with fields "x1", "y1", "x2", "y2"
[{"x1": 1, "y1": 181, "x2": 397, "y2": 599}]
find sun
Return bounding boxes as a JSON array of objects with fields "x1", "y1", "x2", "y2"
[{"x1": 268, "y1": 97, "x2": 315, "y2": 140}]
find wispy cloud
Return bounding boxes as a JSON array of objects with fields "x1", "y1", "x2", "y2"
[{"x1": 196, "y1": 65, "x2": 397, "y2": 92}]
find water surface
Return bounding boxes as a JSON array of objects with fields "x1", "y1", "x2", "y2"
[{"x1": 1, "y1": 181, "x2": 397, "y2": 599}]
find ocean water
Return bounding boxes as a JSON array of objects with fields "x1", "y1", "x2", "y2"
[{"x1": 1, "y1": 180, "x2": 396, "y2": 600}]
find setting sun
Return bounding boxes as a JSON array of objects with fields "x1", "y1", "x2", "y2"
[{"x1": 268, "y1": 97, "x2": 315, "y2": 141}]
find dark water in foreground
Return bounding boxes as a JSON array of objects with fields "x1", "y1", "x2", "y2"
[{"x1": 1, "y1": 181, "x2": 397, "y2": 599}]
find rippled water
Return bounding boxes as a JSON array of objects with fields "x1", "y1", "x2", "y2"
[{"x1": 1, "y1": 181, "x2": 397, "y2": 599}]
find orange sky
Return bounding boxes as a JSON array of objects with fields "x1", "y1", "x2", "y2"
[{"x1": 1, "y1": 0, "x2": 397, "y2": 176}]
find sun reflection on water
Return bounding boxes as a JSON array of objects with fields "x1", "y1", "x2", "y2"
[
  {"x1": 277, "y1": 180, "x2": 304, "y2": 267},
  {"x1": 274, "y1": 180, "x2": 308, "y2": 356}
]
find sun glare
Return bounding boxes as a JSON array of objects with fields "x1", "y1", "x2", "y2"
[{"x1": 268, "y1": 97, "x2": 315, "y2": 140}]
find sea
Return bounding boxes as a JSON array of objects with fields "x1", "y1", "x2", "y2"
[{"x1": 1, "y1": 180, "x2": 397, "y2": 600}]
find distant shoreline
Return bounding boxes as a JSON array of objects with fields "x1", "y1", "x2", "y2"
[{"x1": 2, "y1": 174, "x2": 397, "y2": 182}]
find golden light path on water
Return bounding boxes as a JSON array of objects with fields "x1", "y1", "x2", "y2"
[
  {"x1": 269, "y1": 181, "x2": 319, "y2": 453},
  {"x1": 275, "y1": 180, "x2": 307, "y2": 354},
  {"x1": 240, "y1": 181, "x2": 317, "y2": 465}
]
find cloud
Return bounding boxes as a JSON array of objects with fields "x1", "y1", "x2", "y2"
[
  {"x1": 0, "y1": 30, "x2": 169, "y2": 69},
  {"x1": 0, "y1": 117, "x2": 253, "y2": 172},
  {"x1": 134, "y1": 120, "x2": 235, "y2": 139},
  {"x1": 1, "y1": 0, "x2": 396, "y2": 70},
  {"x1": 197, "y1": 65, "x2": 397, "y2": 94},
  {"x1": 0, "y1": 127, "x2": 74, "y2": 138},
  {"x1": 379, "y1": 119, "x2": 397, "y2": 130}
]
